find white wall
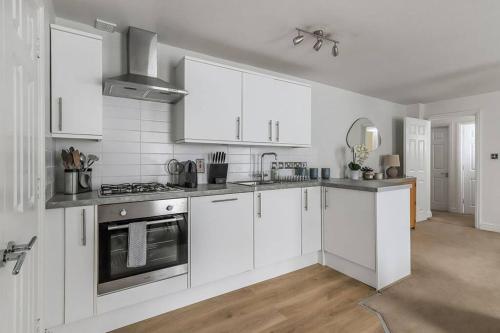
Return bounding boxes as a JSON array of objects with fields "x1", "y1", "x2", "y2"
[
  {"x1": 50, "y1": 18, "x2": 406, "y2": 191},
  {"x1": 424, "y1": 91, "x2": 500, "y2": 231}
]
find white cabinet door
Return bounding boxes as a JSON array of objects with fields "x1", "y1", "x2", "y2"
[
  {"x1": 274, "y1": 79, "x2": 311, "y2": 145},
  {"x1": 254, "y1": 188, "x2": 302, "y2": 268},
  {"x1": 323, "y1": 187, "x2": 376, "y2": 270},
  {"x1": 301, "y1": 187, "x2": 322, "y2": 254},
  {"x1": 64, "y1": 206, "x2": 95, "y2": 323},
  {"x1": 51, "y1": 25, "x2": 102, "y2": 138},
  {"x1": 242, "y1": 73, "x2": 279, "y2": 143},
  {"x1": 183, "y1": 59, "x2": 242, "y2": 142},
  {"x1": 190, "y1": 193, "x2": 253, "y2": 287}
]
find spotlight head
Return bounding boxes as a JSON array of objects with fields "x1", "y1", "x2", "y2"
[
  {"x1": 293, "y1": 34, "x2": 304, "y2": 45},
  {"x1": 313, "y1": 38, "x2": 323, "y2": 51},
  {"x1": 332, "y1": 43, "x2": 339, "y2": 57}
]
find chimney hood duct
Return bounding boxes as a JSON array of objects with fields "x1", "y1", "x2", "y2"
[{"x1": 103, "y1": 27, "x2": 188, "y2": 104}]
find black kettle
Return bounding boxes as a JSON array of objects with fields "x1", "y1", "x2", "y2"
[{"x1": 178, "y1": 160, "x2": 198, "y2": 188}]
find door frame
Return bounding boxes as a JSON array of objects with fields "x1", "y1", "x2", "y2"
[
  {"x1": 428, "y1": 110, "x2": 481, "y2": 229},
  {"x1": 458, "y1": 121, "x2": 476, "y2": 215},
  {"x1": 430, "y1": 125, "x2": 450, "y2": 211}
]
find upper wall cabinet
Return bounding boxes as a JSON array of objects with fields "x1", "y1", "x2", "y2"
[
  {"x1": 175, "y1": 58, "x2": 242, "y2": 143},
  {"x1": 175, "y1": 57, "x2": 311, "y2": 147},
  {"x1": 50, "y1": 25, "x2": 103, "y2": 140}
]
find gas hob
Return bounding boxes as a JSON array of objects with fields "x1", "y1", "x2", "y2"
[{"x1": 99, "y1": 182, "x2": 182, "y2": 197}]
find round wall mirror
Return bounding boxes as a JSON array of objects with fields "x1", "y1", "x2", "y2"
[{"x1": 346, "y1": 118, "x2": 381, "y2": 152}]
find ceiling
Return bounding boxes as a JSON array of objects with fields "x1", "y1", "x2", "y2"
[{"x1": 52, "y1": 0, "x2": 500, "y2": 104}]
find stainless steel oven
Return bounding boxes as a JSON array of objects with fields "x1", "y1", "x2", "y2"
[{"x1": 97, "y1": 198, "x2": 188, "y2": 295}]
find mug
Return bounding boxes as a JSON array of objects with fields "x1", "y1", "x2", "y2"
[
  {"x1": 309, "y1": 168, "x2": 319, "y2": 180},
  {"x1": 321, "y1": 168, "x2": 330, "y2": 179}
]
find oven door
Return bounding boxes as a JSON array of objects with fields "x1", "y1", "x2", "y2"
[{"x1": 98, "y1": 214, "x2": 188, "y2": 295}]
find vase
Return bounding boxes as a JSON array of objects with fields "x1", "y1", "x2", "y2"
[{"x1": 350, "y1": 170, "x2": 361, "y2": 180}]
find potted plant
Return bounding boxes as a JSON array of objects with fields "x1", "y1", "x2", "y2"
[
  {"x1": 361, "y1": 166, "x2": 375, "y2": 180},
  {"x1": 348, "y1": 144, "x2": 369, "y2": 180}
]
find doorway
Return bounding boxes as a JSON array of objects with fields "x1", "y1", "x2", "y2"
[
  {"x1": 459, "y1": 122, "x2": 476, "y2": 215},
  {"x1": 431, "y1": 126, "x2": 449, "y2": 211},
  {"x1": 429, "y1": 113, "x2": 479, "y2": 228}
]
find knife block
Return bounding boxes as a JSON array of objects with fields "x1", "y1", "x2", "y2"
[{"x1": 208, "y1": 164, "x2": 228, "y2": 184}]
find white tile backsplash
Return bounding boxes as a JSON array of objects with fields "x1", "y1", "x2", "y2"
[{"x1": 53, "y1": 96, "x2": 312, "y2": 192}]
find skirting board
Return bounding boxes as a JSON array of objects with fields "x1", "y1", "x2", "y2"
[
  {"x1": 323, "y1": 251, "x2": 376, "y2": 288},
  {"x1": 46, "y1": 252, "x2": 320, "y2": 333},
  {"x1": 479, "y1": 223, "x2": 500, "y2": 233}
]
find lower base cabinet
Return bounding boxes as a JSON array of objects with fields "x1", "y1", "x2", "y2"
[
  {"x1": 190, "y1": 193, "x2": 254, "y2": 287},
  {"x1": 301, "y1": 187, "x2": 322, "y2": 254},
  {"x1": 254, "y1": 188, "x2": 302, "y2": 268}
]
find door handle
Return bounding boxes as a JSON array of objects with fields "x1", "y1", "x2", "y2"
[
  {"x1": 1, "y1": 236, "x2": 37, "y2": 275},
  {"x1": 324, "y1": 188, "x2": 328, "y2": 210},
  {"x1": 276, "y1": 121, "x2": 280, "y2": 142},
  {"x1": 268, "y1": 120, "x2": 273, "y2": 141},
  {"x1": 304, "y1": 189, "x2": 308, "y2": 211},
  {"x1": 58, "y1": 97, "x2": 63, "y2": 131},
  {"x1": 212, "y1": 198, "x2": 238, "y2": 203},
  {"x1": 82, "y1": 209, "x2": 87, "y2": 246},
  {"x1": 7, "y1": 236, "x2": 37, "y2": 253},
  {"x1": 257, "y1": 193, "x2": 262, "y2": 218},
  {"x1": 236, "y1": 117, "x2": 241, "y2": 140}
]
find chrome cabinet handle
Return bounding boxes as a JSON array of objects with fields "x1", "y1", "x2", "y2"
[
  {"x1": 304, "y1": 189, "x2": 308, "y2": 211},
  {"x1": 236, "y1": 117, "x2": 241, "y2": 140},
  {"x1": 257, "y1": 193, "x2": 262, "y2": 218},
  {"x1": 276, "y1": 121, "x2": 280, "y2": 142},
  {"x1": 268, "y1": 120, "x2": 273, "y2": 141},
  {"x1": 82, "y1": 209, "x2": 87, "y2": 246},
  {"x1": 107, "y1": 216, "x2": 184, "y2": 231},
  {"x1": 324, "y1": 188, "x2": 328, "y2": 210},
  {"x1": 58, "y1": 97, "x2": 63, "y2": 131},
  {"x1": 212, "y1": 198, "x2": 238, "y2": 203}
]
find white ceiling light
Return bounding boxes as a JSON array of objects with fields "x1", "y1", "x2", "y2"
[{"x1": 293, "y1": 28, "x2": 340, "y2": 57}]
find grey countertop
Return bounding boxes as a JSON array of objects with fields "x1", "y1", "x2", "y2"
[{"x1": 46, "y1": 178, "x2": 413, "y2": 209}]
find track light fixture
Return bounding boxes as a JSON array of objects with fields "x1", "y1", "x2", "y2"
[
  {"x1": 332, "y1": 42, "x2": 339, "y2": 57},
  {"x1": 293, "y1": 31, "x2": 305, "y2": 45},
  {"x1": 292, "y1": 28, "x2": 340, "y2": 57}
]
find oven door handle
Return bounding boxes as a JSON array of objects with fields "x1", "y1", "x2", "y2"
[{"x1": 106, "y1": 216, "x2": 184, "y2": 231}]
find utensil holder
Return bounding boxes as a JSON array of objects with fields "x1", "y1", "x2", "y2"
[
  {"x1": 64, "y1": 169, "x2": 79, "y2": 194},
  {"x1": 208, "y1": 164, "x2": 228, "y2": 184},
  {"x1": 78, "y1": 169, "x2": 92, "y2": 193}
]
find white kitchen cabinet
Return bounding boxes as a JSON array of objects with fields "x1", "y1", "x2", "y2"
[
  {"x1": 242, "y1": 74, "x2": 311, "y2": 146},
  {"x1": 190, "y1": 193, "x2": 254, "y2": 287},
  {"x1": 64, "y1": 206, "x2": 95, "y2": 323},
  {"x1": 323, "y1": 187, "x2": 376, "y2": 270},
  {"x1": 175, "y1": 58, "x2": 243, "y2": 143},
  {"x1": 323, "y1": 186, "x2": 411, "y2": 289},
  {"x1": 50, "y1": 25, "x2": 103, "y2": 139},
  {"x1": 242, "y1": 73, "x2": 279, "y2": 143},
  {"x1": 301, "y1": 187, "x2": 322, "y2": 254},
  {"x1": 175, "y1": 56, "x2": 311, "y2": 147},
  {"x1": 254, "y1": 188, "x2": 302, "y2": 268},
  {"x1": 274, "y1": 79, "x2": 311, "y2": 145}
]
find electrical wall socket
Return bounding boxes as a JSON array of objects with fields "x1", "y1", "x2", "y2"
[
  {"x1": 491, "y1": 153, "x2": 498, "y2": 160},
  {"x1": 196, "y1": 159, "x2": 205, "y2": 173}
]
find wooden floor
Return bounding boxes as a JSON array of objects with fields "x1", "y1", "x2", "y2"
[{"x1": 111, "y1": 265, "x2": 383, "y2": 333}]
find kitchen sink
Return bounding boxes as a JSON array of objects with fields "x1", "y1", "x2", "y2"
[{"x1": 231, "y1": 180, "x2": 277, "y2": 187}]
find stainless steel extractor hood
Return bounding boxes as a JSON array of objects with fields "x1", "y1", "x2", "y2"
[{"x1": 103, "y1": 27, "x2": 188, "y2": 104}]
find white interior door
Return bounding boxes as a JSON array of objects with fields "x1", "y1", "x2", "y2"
[
  {"x1": 461, "y1": 123, "x2": 476, "y2": 215},
  {"x1": 431, "y1": 127, "x2": 449, "y2": 211},
  {"x1": 0, "y1": 0, "x2": 43, "y2": 332},
  {"x1": 404, "y1": 117, "x2": 431, "y2": 221}
]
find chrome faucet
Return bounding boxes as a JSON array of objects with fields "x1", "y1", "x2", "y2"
[{"x1": 260, "y1": 152, "x2": 278, "y2": 182}]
